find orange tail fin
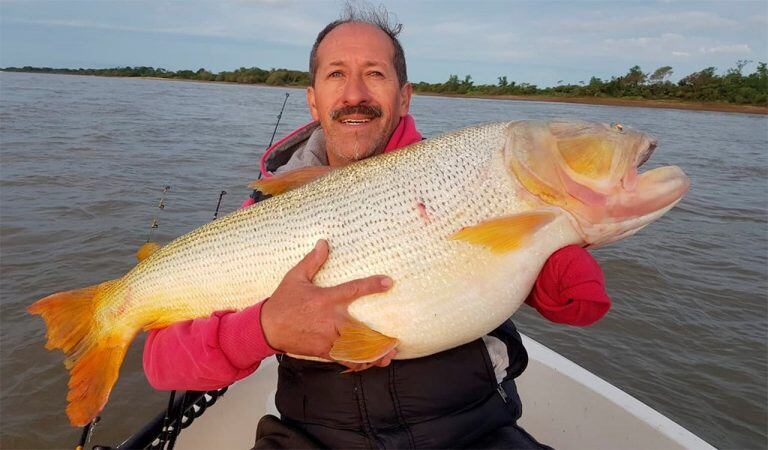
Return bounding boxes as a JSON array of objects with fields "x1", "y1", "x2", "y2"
[{"x1": 28, "y1": 280, "x2": 132, "y2": 427}]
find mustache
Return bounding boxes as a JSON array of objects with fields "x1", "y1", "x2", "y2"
[{"x1": 330, "y1": 105, "x2": 382, "y2": 121}]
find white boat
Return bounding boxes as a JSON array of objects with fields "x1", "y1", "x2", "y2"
[{"x1": 171, "y1": 334, "x2": 714, "y2": 450}]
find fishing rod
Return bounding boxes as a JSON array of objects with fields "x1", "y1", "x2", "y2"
[
  {"x1": 75, "y1": 416, "x2": 99, "y2": 450},
  {"x1": 268, "y1": 92, "x2": 290, "y2": 150},
  {"x1": 213, "y1": 190, "x2": 227, "y2": 221},
  {"x1": 251, "y1": 92, "x2": 290, "y2": 202}
]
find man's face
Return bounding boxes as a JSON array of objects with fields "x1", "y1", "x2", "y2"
[{"x1": 307, "y1": 22, "x2": 412, "y2": 167}]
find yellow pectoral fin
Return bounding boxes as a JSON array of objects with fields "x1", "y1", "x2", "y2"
[
  {"x1": 249, "y1": 166, "x2": 332, "y2": 196},
  {"x1": 450, "y1": 210, "x2": 557, "y2": 253},
  {"x1": 136, "y1": 242, "x2": 162, "y2": 262},
  {"x1": 329, "y1": 324, "x2": 398, "y2": 364}
]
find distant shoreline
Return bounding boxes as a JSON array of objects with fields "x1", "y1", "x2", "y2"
[
  {"x1": 416, "y1": 92, "x2": 768, "y2": 115},
  {"x1": 6, "y1": 71, "x2": 767, "y2": 115},
  {"x1": 131, "y1": 76, "x2": 768, "y2": 115}
]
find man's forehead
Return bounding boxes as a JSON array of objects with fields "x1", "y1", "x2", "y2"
[
  {"x1": 324, "y1": 59, "x2": 388, "y2": 68},
  {"x1": 315, "y1": 22, "x2": 395, "y2": 63}
]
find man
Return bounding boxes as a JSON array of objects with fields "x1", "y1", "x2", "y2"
[{"x1": 144, "y1": 8, "x2": 611, "y2": 449}]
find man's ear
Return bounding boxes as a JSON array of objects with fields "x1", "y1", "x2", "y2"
[
  {"x1": 307, "y1": 86, "x2": 320, "y2": 121},
  {"x1": 399, "y1": 82, "x2": 413, "y2": 117}
]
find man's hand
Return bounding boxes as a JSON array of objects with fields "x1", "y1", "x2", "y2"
[
  {"x1": 261, "y1": 239, "x2": 397, "y2": 368},
  {"x1": 526, "y1": 245, "x2": 611, "y2": 326}
]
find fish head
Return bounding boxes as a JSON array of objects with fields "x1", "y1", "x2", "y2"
[{"x1": 505, "y1": 120, "x2": 690, "y2": 247}]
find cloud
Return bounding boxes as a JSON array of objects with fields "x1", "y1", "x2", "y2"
[
  {"x1": 6, "y1": 17, "x2": 235, "y2": 38},
  {"x1": 8, "y1": 18, "x2": 131, "y2": 31},
  {"x1": 600, "y1": 33, "x2": 694, "y2": 59},
  {"x1": 603, "y1": 33, "x2": 686, "y2": 49},
  {"x1": 2, "y1": 1, "x2": 764, "y2": 87},
  {"x1": 556, "y1": 10, "x2": 739, "y2": 33},
  {"x1": 5, "y1": 11, "x2": 324, "y2": 48},
  {"x1": 699, "y1": 44, "x2": 752, "y2": 55},
  {"x1": 406, "y1": 20, "x2": 531, "y2": 63}
]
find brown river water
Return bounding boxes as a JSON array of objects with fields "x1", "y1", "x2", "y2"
[{"x1": 1, "y1": 72, "x2": 766, "y2": 449}]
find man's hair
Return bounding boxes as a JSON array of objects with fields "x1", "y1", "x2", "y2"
[{"x1": 309, "y1": 3, "x2": 408, "y2": 87}]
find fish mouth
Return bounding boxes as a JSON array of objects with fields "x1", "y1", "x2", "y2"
[{"x1": 636, "y1": 137, "x2": 657, "y2": 168}]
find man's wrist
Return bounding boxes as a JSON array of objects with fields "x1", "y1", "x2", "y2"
[
  {"x1": 219, "y1": 301, "x2": 280, "y2": 369},
  {"x1": 259, "y1": 298, "x2": 284, "y2": 353}
]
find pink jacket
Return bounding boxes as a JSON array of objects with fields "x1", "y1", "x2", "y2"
[{"x1": 143, "y1": 115, "x2": 610, "y2": 391}]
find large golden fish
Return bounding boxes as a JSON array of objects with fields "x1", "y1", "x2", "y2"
[{"x1": 29, "y1": 120, "x2": 689, "y2": 426}]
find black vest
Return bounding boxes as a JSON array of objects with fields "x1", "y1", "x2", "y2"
[{"x1": 271, "y1": 321, "x2": 529, "y2": 449}]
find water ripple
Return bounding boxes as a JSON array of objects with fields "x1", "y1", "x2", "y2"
[{"x1": 1, "y1": 71, "x2": 766, "y2": 450}]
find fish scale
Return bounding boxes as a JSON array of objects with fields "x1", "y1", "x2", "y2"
[
  {"x1": 29, "y1": 120, "x2": 690, "y2": 426},
  {"x1": 115, "y1": 123, "x2": 548, "y2": 348}
]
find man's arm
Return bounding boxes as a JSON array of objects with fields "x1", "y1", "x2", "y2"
[
  {"x1": 526, "y1": 245, "x2": 612, "y2": 326},
  {"x1": 143, "y1": 240, "x2": 395, "y2": 390},
  {"x1": 143, "y1": 303, "x2": 274, "y2": 391}
]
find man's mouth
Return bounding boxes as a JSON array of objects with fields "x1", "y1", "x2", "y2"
[
  {"x1": 340, "y1": 117, "x2": 374, "y2": 126},
  {"x1": 331, "y1": 105, "x2": 382, "y2": 127}
]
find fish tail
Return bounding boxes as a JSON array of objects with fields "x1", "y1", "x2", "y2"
[
  {"x1": 28, "y1": 280, "x2": 132, "y2": 426},
  {"x1": 65, "y1": 331, "x2": 130, "y2": 426}
]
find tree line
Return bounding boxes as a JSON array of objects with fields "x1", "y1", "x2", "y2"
[
  {"x1": 0, "y1": 66, "x2": 310, "y2": 86},
  {"x1": 2, "y1": 61, "x2": 766, "y2": 106},
  {"x1": 414, "y1": 62, "x2": 767, "y2": 106}
]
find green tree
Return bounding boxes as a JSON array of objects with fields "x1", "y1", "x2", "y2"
[
  {"x1": 624, "y1": 65, "x2": 647, "y2": 86},
  {"x1": 649, "y1": 66, "x2": 673, "y2": 84}
]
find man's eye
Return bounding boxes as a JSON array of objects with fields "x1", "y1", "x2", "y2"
[
  {"x1": 369, "y1": 71, "x2": 384, "y2": 78},
  {"x1": 329, "y1": 71, "x2": 343, "y2": 78}
]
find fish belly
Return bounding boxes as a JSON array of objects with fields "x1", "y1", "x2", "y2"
[{"x1": 348, "y1": 214, "x2": 579, "y2": 358}]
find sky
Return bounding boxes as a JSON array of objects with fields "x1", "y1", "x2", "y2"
[{"x1": 1, "y1": 0, "x2": 766, "y2": 87}]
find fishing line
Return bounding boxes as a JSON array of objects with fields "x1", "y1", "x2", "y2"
[{"x1": 146, "y1": 185, "x2": 171, "y2": 243}]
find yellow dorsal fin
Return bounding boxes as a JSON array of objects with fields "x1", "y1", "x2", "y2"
[
  {"x1": 136, "y1": 242, "x2": 162, "y2": 262},
  {"x1": 249, "y1": 166, "x2": 332, "y2": 196},
  {"x1": 450, "y1": 211, "x2": 557, "y2": 253},
  {"x1": 329, "y1": 323, "x2": 399, "y2": 364}
]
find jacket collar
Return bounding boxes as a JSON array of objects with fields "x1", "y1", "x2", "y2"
[{"x1": 260, "y1": 114, "x2": 422, "y2": 177}]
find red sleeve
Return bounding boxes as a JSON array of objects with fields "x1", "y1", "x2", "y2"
[
  {"x1": 525, "y1": 245, "x2": 611, "y2": 326},
  {"x1": 143, "y1": 300, "x2": 278, "y2": 391}
]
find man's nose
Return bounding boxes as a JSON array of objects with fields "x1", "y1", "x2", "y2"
[{"x1": 341, "y1": 74, "x2": 371, "y2": 105}]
